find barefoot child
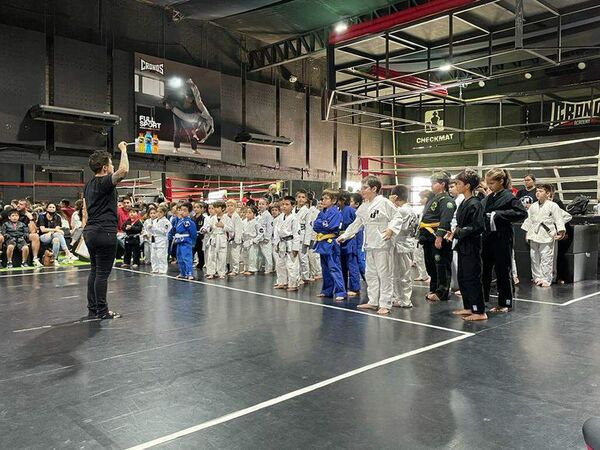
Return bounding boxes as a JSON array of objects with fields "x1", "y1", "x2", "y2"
[
  {"x1": 273, "y1": 196, "x2": 301, "y2": 291},
  {"x1": 241, "y1": 205, "x2": 263, "y2": 275}
]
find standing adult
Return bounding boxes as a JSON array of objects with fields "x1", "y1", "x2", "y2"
[{"x1": 82, "y1": 142, "x2": 129, "y2": 319}]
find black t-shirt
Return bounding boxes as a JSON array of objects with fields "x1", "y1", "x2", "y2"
[
  {"x1": 38, "y1": 212, "x2": 62, "y2": 231},
  {"x1": 516, "y1": 187, "x2": 536, "y2": 207},
  {"x1": 84, "y1": 174, "x2": 118, "y2": 232}
]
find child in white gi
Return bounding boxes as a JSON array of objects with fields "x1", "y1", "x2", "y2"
[
  {"x1": 241, "y1": 206, "x2": 263, "y2": 275},
  {"x1": 257, "y1": 198, "x2": 274, "y2": 274},
  {"x1": 202, "y1": 201, "x2": 233, "y2": 279},
  {"x1": 226, "y1": 199, "x2": 244, "y2": 276},
  {"x1": 338, "y1": 176, "x2": 400, "y2": 315},
  {"x1": 142, "y1": 208, "x2": 156, "y2": 265},
  {"x1": 307, "y1": 195, "x2": 322, "y2": 280},
  {"x1": 273, "y1": 196, "x2": 301, "y2": 291},
  {"x1": 389, "y1": 185, "x2": 418, "y2": 308},
  {"x1": 270, "y1": 203, "x2": 281, "y2": 275},
  {"x1": 150, "y1": 206, "x2": 172, "y2": 274},
  {"x1": 521, "y1": 184, "x2": 570, "y2": 287},
  {"x1": 294, "y1": 190, "x2": 313, "y2": 283}
]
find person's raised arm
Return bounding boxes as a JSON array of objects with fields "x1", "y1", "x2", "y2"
[{"x1": 112, "y1": 141, "x2": 130, "y2": 185}]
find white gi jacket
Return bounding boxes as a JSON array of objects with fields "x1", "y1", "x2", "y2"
[
  {"x1": 391, "y1": 203, "x2": 418, "y2": 254},
  {"x1": 273, "y1": 212, "x2": 301, "y2": 253},
  {"x1": 228, "y1": 212, "x2": 244, "y2": 245},
  {"x1": 522, "y1": 200, "x2": 571, "y2": 243},
  {"x1": 259, "y1": 209, "x2": 273, "y2": 242},
  {"x1": 242, "y1": 218, "x2": 264, "y2": 247},
  {"x1": 202, "y1": 214, "x2": 233, "y2": 249},
  {"x1": 150, "y1": 217, "x2": 172, "y2": 245},
  {"x1": 341, "y1": 195, "x2": 399, "y2": 251},
  {"x1": 295, "y1": 205, "x2": 313, "y2": 246}
]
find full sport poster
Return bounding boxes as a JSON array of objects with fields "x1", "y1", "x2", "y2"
[{"x1": 134, "y1": 53, "x2": 221, "y2": 159}]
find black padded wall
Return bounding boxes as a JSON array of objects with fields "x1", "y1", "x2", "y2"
[
  {"x1": 221, "y1": 74, "x2": 243, "y2": 165},
  {"x1": 309, "y1": 96, "x2": 333, "y2": 171},
  {"x1": 246, "y1": 80, "x2": 276, "y2": 166},
  {"x1": 280, "y1": 88, "x2": 306, "y2": 169}
]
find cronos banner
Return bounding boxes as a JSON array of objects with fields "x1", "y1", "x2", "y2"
[{"x1": 134, "y1": 53, "x2": 221, "y2": 159}]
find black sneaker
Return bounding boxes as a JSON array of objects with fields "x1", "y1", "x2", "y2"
[
  {"x1": 98, "y1": 311, "x2": 121, "y2": 320},
  {"x1": 22, "y1": 262, "x2": 30, "y2": 268}
]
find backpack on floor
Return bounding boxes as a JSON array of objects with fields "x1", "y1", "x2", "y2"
[{"x1": 566, "y1": 195, "x2": 590, "y2": 216}]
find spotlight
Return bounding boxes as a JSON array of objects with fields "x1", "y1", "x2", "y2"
[
  {"x1": 524, "y1": 72, "x2": 532, "y2": 79},
  {"x1": 478, "y1": 80, "x2": 486, "y2": 87},
  {"x1": 578, "y1": 62, "x2": 587, "y2": 70},
  {"x1": 289, "y1": 74, "x2": 298, "y2": 83},
  {"x1": 280, "y1": 66, "x2": 298, "y2": 84},
  {"x1": 168, "y1": 77, "x2": 183, "y2": 88},
  {"x1": 334, "y1": 22, "x2": 348, "y2": 34},
  {"x1": 439, "y1": 63, "x2": 452, "y2": 72}
]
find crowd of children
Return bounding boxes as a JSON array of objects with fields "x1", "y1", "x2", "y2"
[{"x1": 76, "y1": 166, "x2": 570, "y2": 322}]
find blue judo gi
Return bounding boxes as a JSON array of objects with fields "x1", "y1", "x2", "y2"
[
  {"x1": 339, "y1": 205, "x2": 361, "y2": 293},
  {"x1": 313, "y1": 206, "x2": 346, "y2": 298},
  {"x1": 356, "y1": 228, "x2": 366, "y2": 278},
  {"x1": 173, "y1": 216, "x2": 197, "y2": 277}
]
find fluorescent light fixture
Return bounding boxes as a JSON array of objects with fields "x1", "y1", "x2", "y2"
[
  {"x1": 380, "y1": 121, "x2": 392, "y2": 126},
  {"x1": 439, "y1": 64, "x2": 452, "y2": 72},
  {"x1": 334, "y1": 22, "x2": 348, "y2": 33}
]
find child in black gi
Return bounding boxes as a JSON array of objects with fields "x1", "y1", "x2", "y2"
[
  {"x1": 123, "y1": 209, "x2": 143, "y2": 268},
  {"x1": 445, "y1": 169, "x2": 487, "y2": 321}
]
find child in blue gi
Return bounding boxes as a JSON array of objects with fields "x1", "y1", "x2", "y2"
[
  {"x1": 172, "y1": 203, "x2": 197, "y2": 280},
  {"x1": 314, "y1": 189, "x2": 346, "y2": 301},
  {"x1": 338, "y1": 191, "x2": 361, "y2": 297},
  {"x1": 350, "y1": 193, "x2": 366, "y2": 279}
]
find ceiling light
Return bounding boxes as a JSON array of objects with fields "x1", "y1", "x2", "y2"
[
  {"x1": 334, "y1": 22, "x2": 348, "y2": 33},
  {"x1": 478, "y1": 80, "x2": 486, "y2": 87},
  {"x1": 168, "y1": 77, "x2": 183, "y2": 88},
  {"x1": 524, "y1": 72, "x2": 532, "y2": 79},
  {"x1": 288, "y1": 75, "x2": 298, "y2": 83},
  {"x1": 439, "y1": 64, "x2": 452, "y2": 72},
  {"x1": 380, "y1": 121, "x2": 392, "y2": 126},
  {"x1": 578, "y1": 62, "x2": 587, "y2": 70}
]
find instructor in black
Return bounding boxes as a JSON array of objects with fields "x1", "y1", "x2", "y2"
[{"x1": 82, "y1": 141, "x2": 129, "y2": 319}]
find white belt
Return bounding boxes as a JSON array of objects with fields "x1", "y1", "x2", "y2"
[{"x1": 174, "y1": 233, "x2": 190, "y2": 239}]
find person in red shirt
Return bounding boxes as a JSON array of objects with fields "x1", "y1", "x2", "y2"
[
  {"x1": 60, "y1": 199, "x2": 75, "y2": 226},
  {"x1": 116, "y1": 197, "x2": 132, "y2": 249}
]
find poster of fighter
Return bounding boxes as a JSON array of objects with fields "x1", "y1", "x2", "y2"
[{"x1": 134, "y1": 53, "x2": 221, "y2": 159}]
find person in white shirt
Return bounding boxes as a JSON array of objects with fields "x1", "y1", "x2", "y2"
[
  {"x1": 307, "y1": 194, "x2": 322, "y2": 280},
  {"x1": 294, "y1": 190, "x2": 314, "y2": 283},
  {"x1": 521, "y1": 184, "x2": 571, "y2": 287},
  {"x1": 225, "y1": 199, "x2": 244, "y2": 276},
  {"x1": 270, "y1": 203, "x2": 281, "y2": 274},
  {"x1": 257, "y1": 197, "x2": 274, "y2": 274},
  {"x1": 241, "y1": 205, "x2": 264, "y2": 275},
  {"x1": 273, "y1": 196, "x2": 301, "y2": 291},
  {"x1": 150, "y1": 206, "x2": 172, "y2": 274},
  {"x1": 389, "y1": 185, "x2": 418, "y2": 309},
  {"x1": 338, "y1": 176, "x2": 400, "y2": 315},
  {"x1": 201, "y1": 201, "x2": 233, "y2": 279}
]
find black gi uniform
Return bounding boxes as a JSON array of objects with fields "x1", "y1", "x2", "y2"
[
  {"x1": 481, "y1": 189, "x2": 527, "y2": 308},
  {"x1": 419, "y1": 192, "x2": 455, "y2": 301},
  {"x1": 123, "y1": 218, "x2": 143, "y2": 266},
  {"x1": 454, "y1": 196, "x2": 485, "y2": 314},
  {"x1": 194, "y1": 213, "x2": 205, "y2": 269}
]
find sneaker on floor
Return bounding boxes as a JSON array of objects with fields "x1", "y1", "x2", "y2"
[
  {"x1": 98, "y1": 311, "x2": 121, "y2": 320},
  {"x1": 67, "y1": 254, "x2": 79, "y2": 262},
  {"x1": 22, "y1": 262, "x2": 30, "y2": 268},
  {"x1": 53, "y1": 260, "x2": 61, "y2": 267},
  {"x1": 132, "y1": 264, "x2": 139, "y2": 269},
  {"x1": 121, "y1": 264, "x2": 129, "y2": 268},
  {"x1": 7, "y1": 262, "x2": 13, "y2": 270},
  {"x1": 32, "y1": 258, "x2": 43, "y2": 268}
]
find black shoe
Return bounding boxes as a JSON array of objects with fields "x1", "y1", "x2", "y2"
[{"x1": 98, "y1": 311, "x2": 122, "y2": 320}]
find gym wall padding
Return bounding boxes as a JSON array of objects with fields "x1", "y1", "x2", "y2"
[
  {"x1": 245, "y1": 80, "x2": 276, "y2": 167},
  {"x1": 309, "y1": 96, "x2": 334, "y2": 171},
  {"x1": 113, "y1": 50, "x2": 135, "y2": 148},
  {"x1": 54, "y1": 36, "x2": 108, "y2": 150},
  {"x1": 220, "y1": 74, "x2": 243, "y2": 165},
  {"x1": 0, "y1": 24, "x2": 46, "y2": 145},
  {"x1": 336, "y1": 122, "x2": 359, "y2": 175},
  {"x1": 280, "y1": 88, "x2": 306, "y2": 169}
]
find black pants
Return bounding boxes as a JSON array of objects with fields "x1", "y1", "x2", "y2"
[
  {"x1": 482, "y1": 234, "x2": 514, "y2": 308},
  {"x1": 84, "y1": 230, "x2": 117, "y2": 316},
  {"x1": 193, "y1": 239, "x2": 204, "y2": 268},
  {"x1": 124, "y1": 238, "x2": 141, "y2": 265},
  {"x1": 423, "y1": 238, "x2": 452, "y2": 300},
  {"x1": 457, "y1": 248, "x2": 485, "y2": 314}
]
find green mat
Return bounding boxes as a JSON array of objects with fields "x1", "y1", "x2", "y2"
[{"x1": 0, "y1": 259, "x2": 91, "y2": 273}]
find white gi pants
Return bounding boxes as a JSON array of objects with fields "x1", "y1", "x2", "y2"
[
  {"x1": 298, "y1": 245, "x2": 311, "y2": 281},
  {"x1": 272, "y1": 244, "x2": 280, "y2": 277},
  {"x1": 207, "y1": 244, "x2": 228, "y2": 276},
  {"x1": 308, "y1": 248, "x2": 322, "y2": 278},
  {"x1": 414, "y1": 245, "x2": 428, "y2": 279},
  {"x1": 242, "y1": 244, "x2": 259, "y2": 272},
  {"x1": 393, "y1": 252, "x2": 413, "y2": 307},
  {"x1": 151, "y1": 242, "x2": 168, "y2": 274},
  {"x1": 366, "y1": 248, "x2": 394, "y2": 309},
  {"x1": 276, "y1": 251, "x2": 299, "y2": 288},
  {"x1": 143, "y1": 241, "x2": 152, "y2": 264},
  {"x1": 259, "y1": 241, "x2": 274, "y2": 272},
  {"x1": 228, "y1": 242, "x2": 241, "y2": 274},
  {"x1": 530, "y1": 241, "x2": 554, "y2": 285}
]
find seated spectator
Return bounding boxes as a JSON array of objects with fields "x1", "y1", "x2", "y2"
[
  {"x1": 1, "y1": 209, "x2": 30, "y2": 269},
  {"x1": 60, "y1": 199, "x2": 75, "y2": 226},
  {"x1": 38, "y1": 203, "x2": 78, "y2": 266},
  {"x1": 70, "y1": 199, "x2": 84, "y2": 246},
  {"x1": 14, "y1": 199, "x2": 42, "y2": 267}
]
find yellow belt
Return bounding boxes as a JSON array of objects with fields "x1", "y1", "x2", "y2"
[
  {"x1": 419, "y1": 222, "x2": 440, "y2": 235},
  {"x1": 316, "y1": 233, "x2": 336, "y2": 242}
]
